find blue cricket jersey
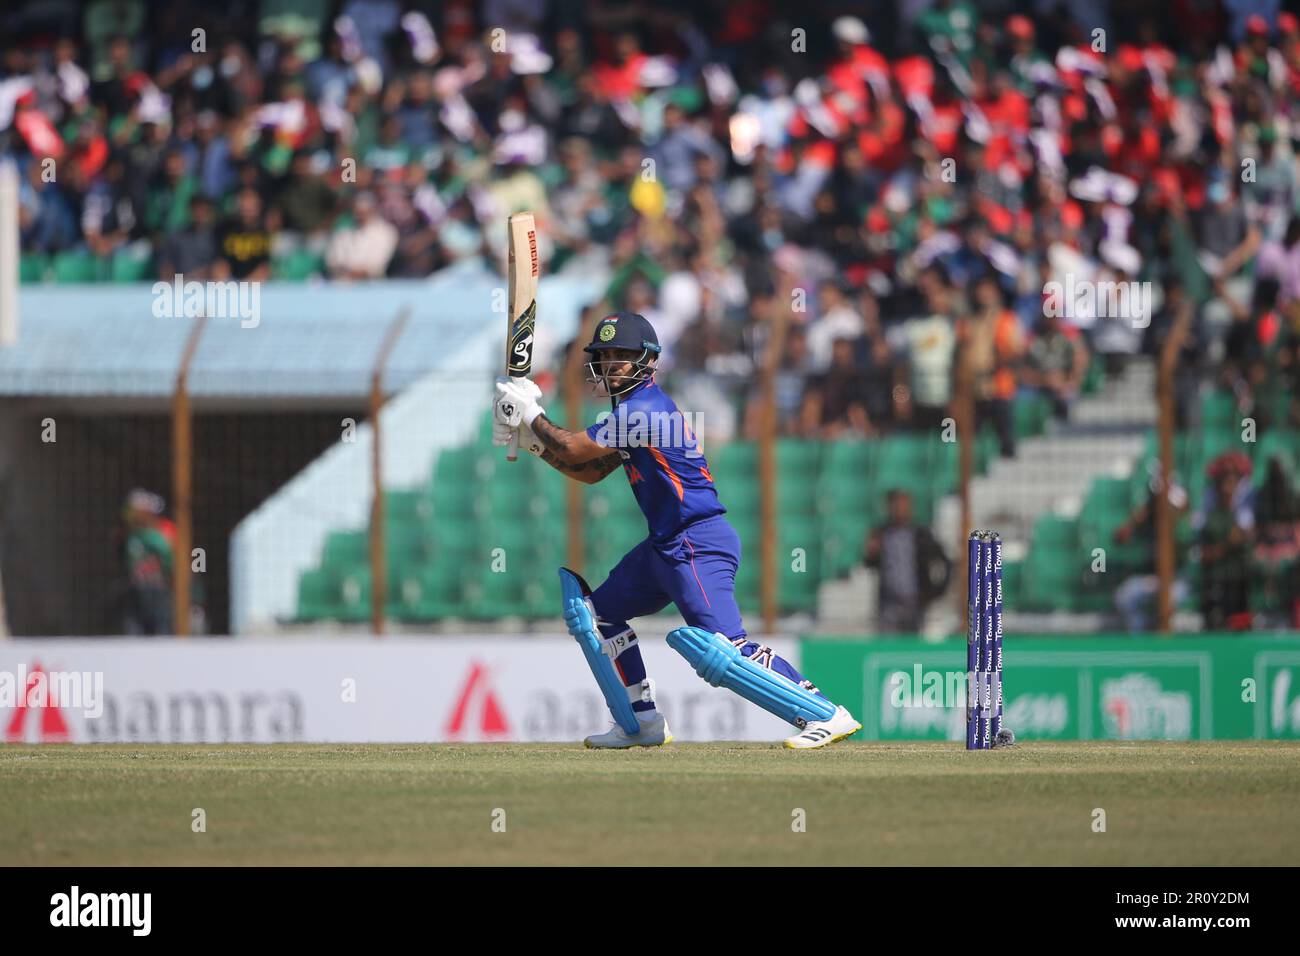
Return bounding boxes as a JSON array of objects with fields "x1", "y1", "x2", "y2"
[{"x1": 584, "y1": 378, "x2": 725, "y2": 543}]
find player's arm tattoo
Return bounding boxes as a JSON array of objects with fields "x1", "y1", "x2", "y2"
[
  {"x1": 537, "y1": 447, "x2": 623, "y2": 484},
  {"x1": 532, "y1": 414, "x2": 609, "y2": 464},
  {"x1": 531, "y1": 414, "x2": 580, "y2": 459},
  {"x1": 531, "y1": 414, "x2": 622, "y2": 482}
]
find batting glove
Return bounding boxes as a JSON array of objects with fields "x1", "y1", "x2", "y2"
[
  {"x1": 516, "y1": 419, "x2": 545, "y2": 456},
  {"x1": 492, "y1": 418, "x2": 545, "y2": 456},
  {"x1": 494, "y1": 376, "x2": 544, "y2": 428}
]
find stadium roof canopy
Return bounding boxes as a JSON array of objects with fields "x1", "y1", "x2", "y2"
[{"x1": 0, "y1": 263, "x2": 600, "y2": 406}]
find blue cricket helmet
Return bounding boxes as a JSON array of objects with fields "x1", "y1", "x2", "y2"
[
  {"x1": 583, "y1": 311, "x2": 660, "y2": 398},
  {"x1": 583, "y1": 311, "x2": 661, "y2": 356}
]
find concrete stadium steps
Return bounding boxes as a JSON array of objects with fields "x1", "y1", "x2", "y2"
[
  {"x1": 818, "y1": 357, "x2": 1158, "y2": 634},
  {"x1": 1069, "y1": 358, "x2": 1155, "y2": 425},
  {"x1": 962, "y1": 428, "x2": 1147, "y2": 533},
  {"x1": 936, "y1": 356, "x2": 1156, "y2": 553}
]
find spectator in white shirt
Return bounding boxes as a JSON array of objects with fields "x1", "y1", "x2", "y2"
[
  {"x1": 806, "y1": 280, "x2": 863, "y2": 372},
  {"x1": 326, "y1": 192, "x2": 398, "y2": 280}
]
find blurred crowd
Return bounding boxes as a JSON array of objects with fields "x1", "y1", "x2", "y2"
[
  {"x1": 6, "y1": 0, "x2": 1300, "y2": 633},
  {"x1": 1110, "y1": 448, "x2": 1300, "y2": 631},
  {"x1": 5, "y1": 0, "x2": 1300, "y2": 446}
]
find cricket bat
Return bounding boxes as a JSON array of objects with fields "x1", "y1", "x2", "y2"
[{"x1": 504, "y1": 213, "x2": 539, "y2": 461}]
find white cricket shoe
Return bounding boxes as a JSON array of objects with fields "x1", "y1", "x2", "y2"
[
  {"x1": 583, "y1": 711, "x2": 673, "y2": 749},
  {"x1": 783, "y1": 705, "x2": 861, "y2": 750}
]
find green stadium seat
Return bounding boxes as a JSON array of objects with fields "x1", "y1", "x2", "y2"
[
  {"x1": 721, "y1": 476, "x2": 761, "y2": 515},
  {"x1": 1080, "y1": 479, "x2": 1142, "y2": 578},
  {"x1": 777, "y1": 475, "x2": 818, "y2": 515},
  {"x1": 109, "y1": 248, "x2": 152, "y2": 282},
  {"x1": 272, "y1": 249, "x2": 325, "y2": 281},
  {"x1": 1262, "y1": 390, "x2": 1295, "y2": 428},
  {"x1": 321, "y1": 530, "x2": 368, "y2": 574},
  {"x1": 929, "y1": 439, "x2": 960, "y2": 494},
  {"x1": 821, "y1": 440, "x2": 875, "y2": 480},
  {"x1": 779, "y1": 513, "x2": 821, "y2": 557},
  {"x1": 734, "y1": 586, "x2": 760, "y2": 614},
  {"x1": 337, "y1": 567, "x2": 372, "y2": 621},
  {"x1": 874, "y1": 435, "x2": 932, "y2": 491},
  {"x1": 1072, "y1": 589, "x2": 1116, "y2": 613},
  {"x1": 296, "y1": 567, "x2": 341, "y2": 620},
  {"x1": 585, "y1": 481, "x2": 641, "y2": 525},
  {"x1": 776, "y1": 439, "x2": 822, "y2": 483},
  {"x1": 1079, "y1": 477, "x2": 1133, "y2": 541},
  {"x1": 974, "y1": 428, "x2": 999, "y2": 475},
  {"x1": 482, "y1": 472, "x2": 540, "y2": 519},
  {"x1": 1032, "y1": 514, "x2": 1079, "y2": 550},
  {"x1": 474, "y1": 408, "x2": 497, "y2": 446},
  {"x1": 432, "y1": 478, "x2": 473, "y2": 518},
  {"x1": 477, "y1": 518, "x2": 549, "y2": 567},
  {"x1": 1013, "y1": 393, "x2": 1053, "y2": 439},
  {"x1": 51, "y1": 250, "x2": 105, "y2": 283},
  {"x1": 1022, "y1": 548, "x2": 1084, "y2": 611},
  {"x1": 724, "y1": 548, "x2": 821, "y2": 614},
  {"x1": 779, "y1": 567, "x2": 820, "y2": 612},
  {"x1": 1196, "y1": 426, "x2": 1241, "y2": 470},
  {"x1": 816, "y1": 475, "x2": 872, "y2": 519},
  {"x1": 310, "y1": 424, "x2": 976, "y2": 623},
  {"x1": 714, "y1": 441, "x2": 757, "y2": 478},
  {"x1": 433, "y1": 514, "x2": 481, "y2": 558},
  {"x1": 820, "y1": 512, "x2": 872, "y2": 577},
  {"x1": 19, "y1": 253, "x2": 48, "y2": 283},
  {"x1": 1253, "y1": 430, "x2": 1300, "y2": 483},
  {"x1": 1200, "y1": 390, "x2": 1237, "y2": 428},
  {"x1": 393, "y1": 561, "x2": 465, "y2": 620},
  {"x1": 1080, "y1": 353, "x2": 1105, "y2": 395},
  {"x1": 386, "y1": 489, "x2": 430, "y2": 524},
  {"x1": 461, "y1": 568, "x2": 539, "y2": 619},
  {"x1": 385, "y1": 520, "x2": 432, "y2": 566},
  {"x1": 534, "y1": 473, "x2": 572, "y2": 516},
  {"x1": 893, "y1": 486, "x2": 934, "y2": 525},
  {"x1": 435, "y1": 447, "x2": 495, "y2": 486},
  {"x1": 587, "y1": 505, "x2": 643, "y2": 547}
]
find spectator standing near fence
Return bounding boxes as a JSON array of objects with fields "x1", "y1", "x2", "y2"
[
  {"x1": 863, "y1": 489, "x2": 952, "y2": 634},
  {"x1": 1195, "y1": 452, "x2": 1256, "y2": 631},
  {"x1": 1254, "y1": 452, "x2": 1300, "y2": 628},
  {"x1": 1113, "y1": 468, "x2": 1191, "y2": 633},
  {"x1": 119, "y1": 489, "x2": 173, "y2": 636}
]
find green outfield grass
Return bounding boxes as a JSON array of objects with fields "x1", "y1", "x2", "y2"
[{"x1": 1, "y1": 742, "x2": 1297, "y2": 866}]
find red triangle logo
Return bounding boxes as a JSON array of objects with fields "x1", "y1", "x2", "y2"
[
  {"x1": 5, "y1": 662, "x2": 72, "y2": 743},
  {"x1": 444, "y1": 661, "x2": 511, "y2": 741}
]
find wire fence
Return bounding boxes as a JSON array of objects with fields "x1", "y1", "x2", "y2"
[{"x1": 4, "y1": 269, "x2": 1298, "y2": 639}]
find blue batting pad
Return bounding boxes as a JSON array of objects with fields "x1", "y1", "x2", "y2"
[
  {"x1": 559, "y1": 568, "x2": 639, "y2": 735},
  {"x1": 666, "y1": 626, "x2": 836, "y2": 728}
]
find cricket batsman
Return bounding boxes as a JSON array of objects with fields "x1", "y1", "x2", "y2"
[{"x1": 492, "y1": 311, "x2": 861, "y2": 749}]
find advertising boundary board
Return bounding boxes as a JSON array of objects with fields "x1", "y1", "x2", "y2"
[
  {"x1": 801, "y1": 635, "x2": 1300, "y2": 740},
  {"x1": 0, "y1": 636, "x2": 800, "y2": 744}
]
